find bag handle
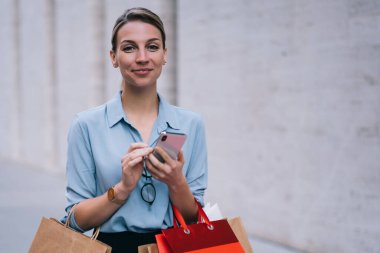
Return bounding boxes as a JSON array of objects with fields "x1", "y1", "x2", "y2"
[
  {"x1": 172, "y1": 198, "x2": 214, "y2": 234},
  {"x1": 65, "y1": 204, "x2": 101, "y2": 240},
  {"x1": 64, "y1": 204, "x2": 76, "y2": 227}
]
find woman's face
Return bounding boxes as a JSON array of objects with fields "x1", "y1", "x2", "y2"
[{"x1": 110, "y1": 21, "x2": 167, "y2": 89}]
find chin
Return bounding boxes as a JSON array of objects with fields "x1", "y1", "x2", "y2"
[{"x1": 129, "y1": 82, "x2": 156, "y2": 89}]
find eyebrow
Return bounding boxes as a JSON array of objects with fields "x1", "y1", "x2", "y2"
[{"x1": 120, "y1": 38, "x2": 161, "y2": 45}]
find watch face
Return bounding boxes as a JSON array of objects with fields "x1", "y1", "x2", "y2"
[
  {"x1": 107, "y1": 187, "x2": 115, "y2": 200},
  {"x1": 107, "y1": 186, "x2": 125, "y2": 205}
]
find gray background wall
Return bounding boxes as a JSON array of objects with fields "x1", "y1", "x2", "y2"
[{"x1": 0, "y1": 0, "x2": 379, "y2": 252}]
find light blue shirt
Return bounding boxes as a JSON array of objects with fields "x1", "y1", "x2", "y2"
[{"x1": 63, "y1": 92, "x2": 208, "y2": 233}]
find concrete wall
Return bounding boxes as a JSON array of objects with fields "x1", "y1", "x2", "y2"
[
  {"x1": 0, "y1": 0, "x2": 18, "y2": 159},
  {"x1": 0, "y1": 0, "x2": 379, "y2": 252},
  {"x1": 178, "y1": 0, "x2": 380, "y2": 252},
  {"x1": 0, "y1": 0, "x2": 176, "y2": 170}
]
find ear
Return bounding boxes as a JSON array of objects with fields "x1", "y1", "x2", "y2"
[
  {"x1": 109, "y1": 50, "x2": 118, "y2": 68},
  {"x1": 163, "y1": 48, "x2": 168, "y2": 65}
]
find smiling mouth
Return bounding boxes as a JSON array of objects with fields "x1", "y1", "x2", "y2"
[{"x1": 132, "y1": 68, "x2": 153, "y2": 75}]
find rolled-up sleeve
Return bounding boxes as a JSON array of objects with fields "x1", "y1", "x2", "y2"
[
  {"x1": 186, "y1": 116, "x2": 208, "y2": 207},
  {"x1": 64, "y1": 116, "x2": 97, "y2": 231}
]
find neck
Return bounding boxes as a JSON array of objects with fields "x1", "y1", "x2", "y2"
[{"x1": 121, "y1": 82, "x2": 159, "y2": 117}]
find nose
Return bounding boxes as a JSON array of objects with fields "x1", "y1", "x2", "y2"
[{"x1": 136, "y1": 49, "x2": 148, "y2": 64}]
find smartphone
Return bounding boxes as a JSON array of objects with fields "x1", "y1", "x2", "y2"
[{"x1": 153, "y1": 132, "x2": 187, "y2": 163}]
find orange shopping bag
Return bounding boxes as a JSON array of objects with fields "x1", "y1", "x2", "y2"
[{"x1": 155, "y1": 200, "x2": 244, "y2": 253}]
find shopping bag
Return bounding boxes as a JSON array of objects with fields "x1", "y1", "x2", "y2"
[
  {"x1": 228, "y1": 217, "x2": 254, "y2": 253},
  {"x1": 204, "y1": 202, "x2": 253, "y2": 252},
  {"x1": 28, "y1": 206, "x2": 111, "y2": 253},
  {"x1": 138, "y1": 243, "x2": 159, "y2": 253},
  {"x1": 155, "y1": 199, "x2": 245, "y2": 253}
]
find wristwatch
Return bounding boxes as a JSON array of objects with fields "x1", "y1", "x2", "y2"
[{"x1": 107, "y1": 186, "x2": 126, "y2": 205}]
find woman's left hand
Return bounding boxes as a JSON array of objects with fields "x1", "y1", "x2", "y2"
[
  {"x1": 147, "y1": 147, "x2": 198, "y2": 223},
  {"x1": 146, "y1": 147, "x2": 186, "y2": 187}
]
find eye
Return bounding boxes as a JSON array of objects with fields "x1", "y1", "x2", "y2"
[
  {"x1": 123, "y1": 45, "x2": 136, "y2": 53},
  {"x1": 147, "y1": 44, "x2": 159, "y2": 52}
]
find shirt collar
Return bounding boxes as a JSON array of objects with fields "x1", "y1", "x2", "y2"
[
  {"x1": 106, "y1": 91, "x2": 181, "y2": 131},
  {"x1": 106, "y1": 91, "x2": 125, "y2": 128},
  {"x1": 156, "y1": 93, "x2": 180, "y2": 133}
]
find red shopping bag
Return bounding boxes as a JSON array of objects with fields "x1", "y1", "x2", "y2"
[{"x1": 156, "y1": 200, "x2": 244, "y2": 253}]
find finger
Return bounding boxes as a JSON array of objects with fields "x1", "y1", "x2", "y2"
[
  {"x1": 127, "y1": 156, "x2": 144, "y2": 168},
  {"x1": 121, "y1": 157, "x2": 142, "y2": 172},
  {"x1": 121, "y1": 155, "x2": 132, "y2": 167},
  {"x1": 136, "y1": 147, "x2": 154, "y2": 160},
  {"x1": 154, "y1": 146, "x2": 176, "y2": 167},
  {"x1": 127, "y1": 142, "x2": 148, "y2": 153},
  {"x1": 127, "y1": 147, "x2": 153, "y2": 161},
  {"x1": 148, "y1": 153, "x2": 173, "y2": 176},
  {"x1": 147, "y1": 153, "x2": 164, "y2": 169},
  {"x1": 122, "y1": 146, "x2": 152, "y2": 164},
  {"x1": 177, "y1": 150, "x2": 185, "y2": 164},
  {"x1": 146, "y1": 158, "x2": 165, "y2": 179}
]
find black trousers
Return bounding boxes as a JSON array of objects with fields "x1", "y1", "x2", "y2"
[{"x1": 97, "y1": 231, "x2": 160, "y2": 253}]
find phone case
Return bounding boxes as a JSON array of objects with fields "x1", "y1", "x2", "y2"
[{"x1": 153, "y1": 132, "x2": 186, "y2": 162}]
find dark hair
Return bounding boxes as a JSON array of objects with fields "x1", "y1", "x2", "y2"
[{"x1": 111, "y1": 7, "x2": 166, "y2": 52}]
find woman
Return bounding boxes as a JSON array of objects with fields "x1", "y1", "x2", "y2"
[{"x1": 62, "y1": 7, "x2": 208, "y2": 253}]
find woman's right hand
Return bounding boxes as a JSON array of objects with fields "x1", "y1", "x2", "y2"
[
  {"x1": 72, "y1": 143, "x2": 153, "y2": 230},
  {"x1": 118, "y1": 142, "x2": 153, "y2": 199}
]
